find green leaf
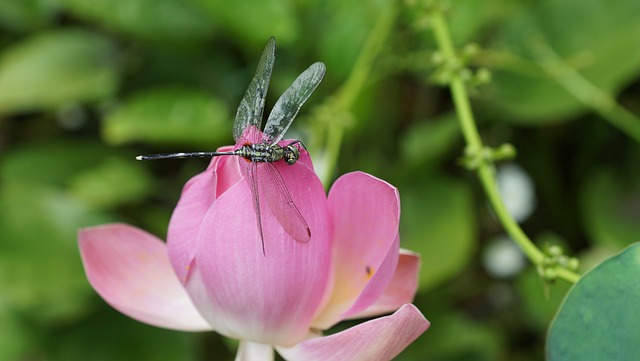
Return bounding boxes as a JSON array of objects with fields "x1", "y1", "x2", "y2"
[
  {"x1": 446, "y1": 0, "x2": 498, "y2": 46},
  {"x1": 547, "y1": 243, "x2": 640, "y2": 360},
  {"x1": 0, "y1": 309, "x2": 34, "y2": 361},
  {"x1": 103, "y1": 87, "x2": 230, "y2": 147},
  {"x1": 400, "y1": 113, "x2": 461, "y2": 169},
  {"x1": 0, "y1": 0, "x2": 57, "y2": 31},
  {"x1": 486, "y1": 0, "x2": 640, "y2": 123},
  {"x1": 189, "y1": 0, "x2": 298, "y2": 47},
  {"x1": 317, "y1": 0, "x2": 379, "y2": 79},
  {"x1": 396, "y1": 313, "x2": 503, "y2": 361},
  {"x1": 0, "y1": 29, "x2": 118, "y2": 114},
  {"x1": 0, "y1": 141, "x2": 111, "y2": 186},
  {"x1": 59, "y1": 0, "x2": 214, "y2": 43},
  {"x1": 0, "y1": 181, "x2": 114, "y2": 320},
  {"x1": 580, "y1": 169, "x2": 640, "y2": 248},
  {"x1": 70, "y1": 157, "x2": 153, "y2": 210},
  {"x1": 400, "y1": 176, "x2": 476, "y2": 291},
  {"x1": 47, "y1": 307, "x2": 201, "y2": 361}
]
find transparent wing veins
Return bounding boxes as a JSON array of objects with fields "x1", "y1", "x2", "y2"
[
  {"x1": 233, "y1": 37, "x2": 276, "y2": 144},
  {"x1": 246, "y1": 163, "x2": 266, "y2": 255},
  {"x1": 263, "y1": 62, "x2": 326, "y2": 144},
  {"x1": 260, "y1": 163, "x2": 311, "y2": 243}
]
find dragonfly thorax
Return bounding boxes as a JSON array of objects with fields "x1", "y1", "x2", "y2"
[{"x1": 235, "y1": 143, "x2": 299, "y2": 165}]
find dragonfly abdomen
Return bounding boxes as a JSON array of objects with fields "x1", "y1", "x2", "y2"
[
  {"x1": 236, "y1": 143, "x2": 285, "y2": 163},
  {"x1": 235, "y1": 142, "x2": 302, "y2": 165}
]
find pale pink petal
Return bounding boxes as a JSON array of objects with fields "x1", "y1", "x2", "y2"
[
  {"x1": 211, "y1": 145, "x2": 235, "y2": 173},
  {"x1": 167, "y1": 145, "x2": 241, "y2": 283},
  {"x1": 214, "y1": 145, "x2": 243, "y2": 196},
  {"x1": 78, "y1": 223, "x2": 211, "y2": 331},
  {"x1": 166, "y1": 168, "x2": 217, "y2": 283},
  {"x1": 313, "y1": 172, "x2": 401, "y2": 329},
  {"x1": 235, "y1": 341, "x2": 274, "y2": 361},
  {"x1": 277, "y1": 304, "x2": 429, "y2": 361},
  {"x1": 340, "y1": 234, "x2": 399, "y2": 319},
  {"x1": 188, "y1": 157, "x2": 332, "y2": 345},
  {"x1": 347, "y1": 249, "x2": 420, "y2": 319}
]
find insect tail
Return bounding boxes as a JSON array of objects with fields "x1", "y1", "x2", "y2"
[{"x1": 136, "y1": 151, "x2": 235, "y2": 160}]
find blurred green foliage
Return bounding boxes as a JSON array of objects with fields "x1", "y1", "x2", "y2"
[
  {"x1": 1, "y1": 0, "x2": 639, "y2": 360},
  {"x1": 0, "y1": 29, "x2": 118, "y2": 113},
  {"x1": 485, "y1": 0, "x2": 640, "y2": 122}
]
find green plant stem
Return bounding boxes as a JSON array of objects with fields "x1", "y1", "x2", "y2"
[
  {"x1": 529, "y1": 37, "x2": 640, "y2": 145},
  {"x1": 320, "y1": 0, "x2": 397, "y2": 186},
  {"x1": 556, "y1": 267, "x2": 580, "y2": 284},
  {"x1": 429, "y1": 10, "x2": 580, "y2": 283}
]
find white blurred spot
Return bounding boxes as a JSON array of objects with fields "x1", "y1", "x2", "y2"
[
  {"x1": 482, "y1": 235, "x2": 526, "y2": 278},
  {"x1": 496, "y1": 162, "x2": 536, "y2": 223}
]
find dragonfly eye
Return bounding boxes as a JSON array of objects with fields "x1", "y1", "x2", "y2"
[{"x1": 284, "y1": 145, "x2": 299, "y2": 165}]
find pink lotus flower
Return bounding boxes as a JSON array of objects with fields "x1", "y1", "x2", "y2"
[{"x1": 78, "y1": 144, "x2": 429, "y2": 360}]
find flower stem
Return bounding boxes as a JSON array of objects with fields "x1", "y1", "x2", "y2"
[
  {"x1": 319, "y1": 0, "x2": 397, "y2": 186},
  {"x1": 428, "y1": 9, "x2": 580, "y2": 283},
  {"x1": 529, "y1": 37, "x2": 640, "y2": 144}
]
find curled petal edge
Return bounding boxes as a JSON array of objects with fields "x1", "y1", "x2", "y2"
[
  {"x1": 346, "y1": 249, "x2": 421, "y2": 319},
  {"x1": 277, "y1": 304, "x2": 429, "y2": 361},
  {"x1": 313, "y1": 171, "x2": 401, "y2": 329},
  {"x1": 78, "y1": 223, "x2": 212, "y2": 331}
]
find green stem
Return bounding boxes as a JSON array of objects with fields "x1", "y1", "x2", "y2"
[
  {"x1": 320, "y1": 0, "x2": 397, "y2": 186},
  {"x1": 529, "y1": 37, "x2": 640, "y2": 144},
  {"x1": 429, "y1": 10, "x2": 579, "y2": 283},
  {"x1": 477, "y1": 163, "x2": 544, "y2": 265},
  {"x1": 556, "y1": 267, "x2": 580, "y2": 284},
  {"x1": 429, "y1": 13, "x2": 482, "y2": 150}
]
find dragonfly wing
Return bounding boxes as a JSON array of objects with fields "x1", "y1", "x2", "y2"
[
  {"x1": 233, "y1": 37, "x2": 276, "y2": 144},
  {"x1": 246, "y1": 162, "x2": 266, "y2": 255},
  {"x1": 259, "y1": 163, "x2": 311, "y2": 243},
  {"x1": 263, "y1": 62, "x2": 326, "y2": 145}
]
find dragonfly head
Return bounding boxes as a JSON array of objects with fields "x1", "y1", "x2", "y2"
[{"x1": 283, "y1": 145, "x2": 300, "y2": 165}]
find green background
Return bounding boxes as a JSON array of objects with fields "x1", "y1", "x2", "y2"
[{"x1": 1, "y1": 0, "x2": 639, "y2": 359}]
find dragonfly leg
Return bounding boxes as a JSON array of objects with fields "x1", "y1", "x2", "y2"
[{"x1": 284, "y1": 140, "x2": 308, "y2": 152}]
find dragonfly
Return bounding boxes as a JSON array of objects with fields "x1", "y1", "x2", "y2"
[{"x1": 137, "y1": 37, "x2": 326, "y2": 255}]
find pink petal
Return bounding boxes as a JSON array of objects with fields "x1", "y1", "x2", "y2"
[
  {"x1": 235, "y1": 341, "x2": 274, "y2": 361},
  {"x1": 277, "y1": 304, "x2": 429, "y2": 361},
  {"x1": 78, "y1": 223, "x2": 211, "y2": 331},
  {"x1": 214, "y1": 145, "x2": 244, "y2": 196},
  {"x1": 341, "y1": 234, "x2": 399, "y2": 318},
  {"x1": 167, "y1": 145, "x2": 241, "y2": 283},
  {"x1": 347, "y1": 249, "x2": 420, "y2": 319},
  {"x1": 167, "y1": 168, "x2": 217, "y2": 283},
  {"x1": 313, "y1": 172, "x2": 401, "y2": 329},
  {"x1": 188, "y1": 157, "x2": 332, "y2": 345},
  {"x1": 237, "y1": 125, "x2": 263, "y2": 146}
]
